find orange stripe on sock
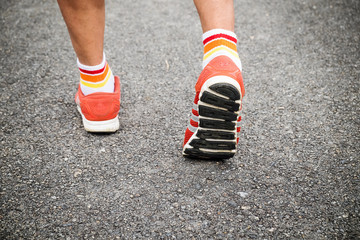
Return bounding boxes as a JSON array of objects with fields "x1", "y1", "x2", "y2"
[
  {"x1": 80, "y1": 63, "x2": 109, "y2": 83},
  {"x1": 80, "y1": 68, "x2": 111, "y2": 88},
  {"x1": 204, "y1": 39, "x2": 237, "y2": 55}
]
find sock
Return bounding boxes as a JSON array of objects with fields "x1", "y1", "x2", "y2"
[
  {"x1": 78, "y1": 53, "x2": 115, "y2": 96},
  {"x1": 202, "y1": 29, "x2": 242, "y2": 71}
]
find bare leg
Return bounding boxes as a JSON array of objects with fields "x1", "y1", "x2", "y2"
[
  {"x1": 57, "y1": 0, "x2": 105, "y2": 65},
  {"x1": 193, "y1": 0, "x2": 235, "y2": 32}
]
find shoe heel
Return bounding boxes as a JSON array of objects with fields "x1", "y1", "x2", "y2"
[
  {"x1": 77, "y1": 106, "x2": 120, "y2": 132},
  {"x1": 183, "y1": 76, "x2": 242, "y2": 159}
]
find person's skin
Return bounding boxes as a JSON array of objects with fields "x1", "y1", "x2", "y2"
[
  {"x1": 57, "y1": 0, "x2": 235, "y2": 65},
  {"x1": 193, "y1": 0, "x2": 235, "y2": 32},
  {"x1": 57, "y1": 0, "x2": 105, "y2": 66}
]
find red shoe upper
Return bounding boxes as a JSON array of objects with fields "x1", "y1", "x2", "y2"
[
  {"x1": 75, "y1": 76, "x2": 121, "y2": 121},
  {"x1": 195, "y1": 55, "x2": 245, "y2": 98}
]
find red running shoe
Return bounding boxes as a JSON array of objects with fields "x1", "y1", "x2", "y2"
[
  {"x1": 183, "y1": 56, "x2": 245, "y2": 159},
  {"x1": 75, "y1": 76, "x2": 121, "y2": 132}
]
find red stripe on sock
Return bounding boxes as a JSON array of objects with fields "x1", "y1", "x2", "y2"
[
  {"x1": 79, "y1": 64, "x2": 106, "y2": 75},
  {"x1": 203, "y1": 33, "x2": 237, "y2": 45}
]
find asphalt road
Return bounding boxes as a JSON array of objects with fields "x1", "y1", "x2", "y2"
[{"x1": 1, "y1": 0, "x2": 359, "y2": 239}]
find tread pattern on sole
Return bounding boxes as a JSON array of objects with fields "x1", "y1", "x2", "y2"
[
  {"x1": 196, "y1": 129, "x2": 235, "y2": 140},
  {"x1": 200, "y1": 92, "x2": 240, "y2": 111},
  {"x1": 209, "y1": 83, "x2": 240, "y2": 100},
  {"x1": 184, "y1": 148, "x2": 235, "y2": 160},
  {"x1": 184, "y1": 83, "x2": 242, "y2": 160},
  {"x1": 189, "y1": 139, "x2": 236, "y2": 150},
  {"x1": 199, "y1": 119, "x2": 235, "y2": 130},
  {"x1": 199, "y1": 105, "x2": 237, "y2": 121}
]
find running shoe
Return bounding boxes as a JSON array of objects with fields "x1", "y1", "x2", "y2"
[
  {"x1": 75, "y1": 76, "x2": 120, "y2": 132},
  {"x1": 183, "y1": 56, "x2": 245, "y2": 159}
]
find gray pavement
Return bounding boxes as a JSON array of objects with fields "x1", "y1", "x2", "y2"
[{"x1": 1, "y1": 0, "x2": 359, "y2": 239}]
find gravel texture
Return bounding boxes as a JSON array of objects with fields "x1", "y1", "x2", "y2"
[{"x1": 1, "y1": 0, "x2": 359, "y2": 239}]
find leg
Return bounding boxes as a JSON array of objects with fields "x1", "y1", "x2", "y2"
[
  {"x1": 57, "y1": 0, "x2": 104, "y2": 65},
  {"x1": 193, "y1": 0, "x2": 235, "y2": 32},
  {"x1": 57, "y1": 0, "x2": 120, "y2": 132},
  {"x1": 182, "y1": 0, "x2": 245, "y2": 159},
  {"x1": 193, "y1": 0, "x2": 241, "y2": 70}
]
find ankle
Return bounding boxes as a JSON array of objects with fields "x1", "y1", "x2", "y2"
[{"x1": 78, "y1": 52, "x2": 115, "y2": 96}]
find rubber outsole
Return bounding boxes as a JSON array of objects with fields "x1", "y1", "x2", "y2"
[
  {"x1": 183, "y1": 78, "x2": 242, "y2": 160},
  {"x1": 209, "y1": 83, "x2": 241, "y2": 101},
  {"x1": 184, "y1": 148, "x2": 235, "y2": 160},
  {"x1": 200, "y1": 92, "x2": 240, "y2": 111},
  {"x1": 199, "y1": 118, "x2": 235, "y2": 130},
  {"x1": 199, "y1": 105, "x2": 237, "y2": 121},
  {"x1": 189, "y1": 139, "x2": 236, "y2": 150},
  {"x1": 196, "y1": 129, "x2": 235, "y2": 140}
]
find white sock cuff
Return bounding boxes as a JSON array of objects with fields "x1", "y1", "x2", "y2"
[
  {"x1": 77, "y1": 52, "x2": 106, "y2": 71},
  {"x1": 202, "y1": 29, "x2": 237, "y2": 43}
]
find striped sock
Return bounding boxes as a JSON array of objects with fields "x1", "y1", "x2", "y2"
[
  {"x1": 202, "y1": 29, "x2": 242, "y2": 71},
  {"x1": 78, "y1": 53, "x2": 115, "y2": 96}
]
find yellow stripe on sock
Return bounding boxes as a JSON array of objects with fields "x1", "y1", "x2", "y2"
[
  {"x1": 80, "y1": 69, "x2": 112, "y2": 88},
  {"x1": 203, "y1": 46, "x2": 239, "y2": 61}
]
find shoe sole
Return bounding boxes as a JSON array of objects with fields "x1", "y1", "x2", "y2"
[
  {"x1": 77, "y1": 106, "x2": 119, "y2": 132},
  {"x1": 183, "y1": 76, "x2": 242, "y2": 159}
]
